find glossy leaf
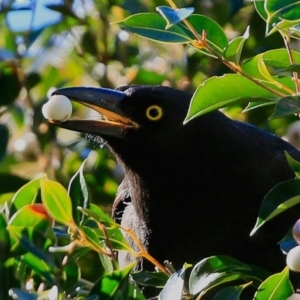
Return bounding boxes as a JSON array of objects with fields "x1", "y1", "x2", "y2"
[
  {"x1": 118, "y1": 13, "x2": 192, "y2": 43},
  {"x1": 92, "y1": 226, "x2": 132, "y2": 252},
  {"x1": 189, "y1": 256, "x2": 252, "y2": 296},
  {"x1": 19, "y1": 235, "x2": 54, "y2": 267},
  {"x1": 264, "y1": 1, "x2": 300, "y2": 35},
  {"x1": 10, "y1": 176, "x2": 41, "y2": 215},
  {"x1": 184, "y1": 74, "x2": 292, "y2": 122},
  {"x1": 251, "y1": 178, "x2": 300, "y2": 235},
  {"x1": 254, "y1": 267, "x2": 293, "y2": 299},
  {"x1": 40, "y1": 177, "x2": 75, "y2": 227},
  {"x1": 80, "y1": 203, "x2": 117, "y2": 227},
  {"x1": 99, "y1": 244, "x2": 114, "y2": 273},
  {"x1": 223, "y1": 26, "x2": 249, "y2": 64},
  {"x1": 159, "y1": 264, "x2": 189, "y2": 300},
  {"x1": 263, "y1": 49, "x2": 300, "y2": 69},
  {"x1": 270, "y1": 96, "x2": 300, "y2": 119},
  {"x1": 285, "y1": 151, "x2": 300, "y2": 179},
  {"x1": 243, "y1": 101, "x2": 275, "y2": 112},
  {"x1": 214, "y1": 282, "x2": 252, "y2": 300},
  {"x1": 253, "y1": 0, "x2": 267, "y2": 21},
  {"x1": 242, "y1": 49, "x2": 300, "y2": 86},
  {"x1": 132, "y1": 270, "x2": 169, "y2": 287},
  {"x1": 8, "y1": 204, "x2": 51, "y2": 227},
  {"x1": 23, "y1": 252, "x2": 55, "y2": 284},
  {"x1": 68, "y1": 159, "x2": 90, "y2": 226},
  {"x1": 7, "y1": 204, "x2": 52, "y2": 256},
  {"x1": 89, "y1": 262, "x2": 135, "y2": 298},
  {"x1": 156, "y1": 6, "x2": 194, "y2": 29},
  {"x1": 276, "y1": 64, "x2": 300, "y2": 73},
  {"x1": 82, "y1": 226, "x2": 106, "y2": 251},
  {"x1": 118, "y1": 13, "x2": 228, "y2": 56}
]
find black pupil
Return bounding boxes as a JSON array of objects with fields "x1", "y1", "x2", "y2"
[{"x1": 149, "y1": 108, "x2": 159, "y2": 118}]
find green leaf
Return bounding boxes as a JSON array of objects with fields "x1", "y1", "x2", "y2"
[
  {"x1": 82, "y1": 226, "x2": 106, "y2": 251},
  {"x1": 118, "y1": 13, "x2": 192, "y2": 43},
  {"x1": 89, "y1": 262, "x2": 135, "y2": 298},
  {"x1": 19, "y1": 235, "x2": 54, "y2": 267},
  {"x1": 251, "y1": 178, "x2": 300, "y2": 235},
  {"x1": 68, "y1": 159, "x2": 90, "y2": 226},
  {"x1": 8, "y1": 204, "x2": 51, "y2": 228},
  {"x1": 118, "y1": 13, "x2": 228, "y2": 56},
  {"x1": 214, "y1": 282, "x2": 252, "y2": 300},
  {"x1": 99, "y1": 245, "x2": 115, "y2": 274},
  {"x1": 223, "y1": 26, "x2": 249, "y2": 64},
  {"x1": 7, "y1": 204, "x2": 53, "y2": 256},
  {"x1": 92, "y1": 225, "x2": 132, "y2": 252},
  {"x1": 285, "y1": 151, "x2": 300, "y2": 179},
  {"x1": 253, "y1": 0, "x2": 267, "y2": 21},
  {"x1": 276, "y1": 64, "x2": 300, "y2": 73},
  {"x1": 264, "y1": 1, "x2": 300, "y2": 35},
  {"x1": 23, "y1": 251, "x2": 55, "y2": 284},
  {"x1": 189, "y1": 256, "x2": 252, "y2": 297},
  {"x1": 242, "y1": 49, "x2": 300, "y2": 85},
  {"x1": 63, "y1": 262, "x2": 80, "y2": 290},
  {"x1": 270, "y1": 96, "x2": 300, "y2": 119},
  {"x1": 156, "y1": 6, "x2": 194, "y2": 29},
  {"x1": 159, "y1": 264, "x2": 190, "y2": 300},
  {"x1": 40, "y1": 177, "x2": 75, "y2": 227},
  {"x1": 10, "y1": 176, "x2": 41, "y2": 216},
  {"x1": 184, "y1": 74, "x2": 289, "y2": 122},
  {"x1": 131, "y1": 270, "x2": 169, "y2": 287},
  {"x1": 263, "y1": 49, "x2": 300, "y2": 69},
  {"x1": 243, "y1": 101, "x2": 275, "y2": 112},
  {"x1": 254, "y1": 267, "x2": 293, "y2": 299},
  {"x1": 80, "y1": 204, "x2": 117, "y2": 227}
]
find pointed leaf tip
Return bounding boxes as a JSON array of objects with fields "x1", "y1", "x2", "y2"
[{"x1": 156, "y1": 6, "x2": 194, "y2": 29}]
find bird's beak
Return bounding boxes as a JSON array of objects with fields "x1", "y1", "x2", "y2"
[{"x1": 49, "y1": 87, "x2": 138, "y2": 137}]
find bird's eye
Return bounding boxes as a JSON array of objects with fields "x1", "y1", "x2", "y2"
[{"x1": 145, "y1": 105, "x2": 163, "y2": 121}]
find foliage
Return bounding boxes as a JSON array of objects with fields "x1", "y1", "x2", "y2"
[{"x1": 2, "y1": 0, "x2": 300, "y2": 299}]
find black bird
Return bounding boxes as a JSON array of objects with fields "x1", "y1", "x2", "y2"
[{"x1": 50, "y1": 85, "x2": 300, "y2": 274}]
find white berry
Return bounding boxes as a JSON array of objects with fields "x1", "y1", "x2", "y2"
[
  {"x1": 287, "y1": 245, "x2": 300, "y2": 272},
  {"x1": 293, "y1": 219, "x2": 300, "y2": 244},
  {"x1": 42, "y1": 95, "x2": 72, "y2": 122}
]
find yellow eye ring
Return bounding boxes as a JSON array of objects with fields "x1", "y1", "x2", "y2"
[{"x1": 146, "y1": 105, "x2": 163, "y2": 121}]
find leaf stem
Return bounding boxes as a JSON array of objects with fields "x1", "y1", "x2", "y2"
[
  {"x1": 166, "y1": 0, "x2": 291, "y2": 98},
  {"x1": 121, "y1": 227, "x2": 172, "y2": 276},
  {"x1": 283, "y1": 34, "x2": 300, "y2": 94}
]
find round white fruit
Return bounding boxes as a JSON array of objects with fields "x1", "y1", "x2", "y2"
[
  {"x1": 287, "y1": 245, "x2": 300, "y2": 272},
  {"x1": 42, "y1": 95, "x2": 72, "y2": 122}
]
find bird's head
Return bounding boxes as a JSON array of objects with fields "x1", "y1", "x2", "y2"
[{"x1": 48, "y1": 85, "x2": 198, "y2": 170}]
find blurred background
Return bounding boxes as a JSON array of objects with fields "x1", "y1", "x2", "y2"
[{"x1": 1, "y1": 0, "x2": 300, "y2": 212}]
